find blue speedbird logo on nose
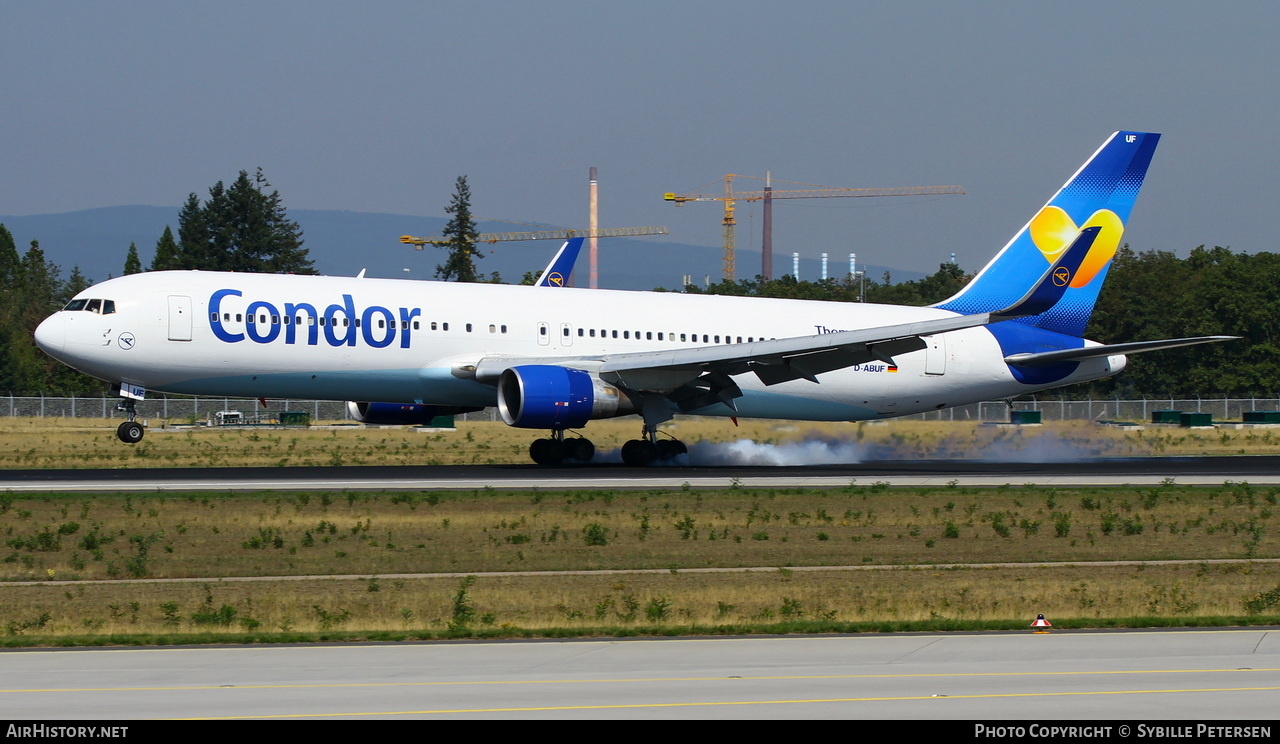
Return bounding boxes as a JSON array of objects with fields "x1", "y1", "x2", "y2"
[{"x1": 207, "y1": 289, "x2": 421, "y2": 349}]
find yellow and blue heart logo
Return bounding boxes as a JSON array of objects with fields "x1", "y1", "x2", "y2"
[{"x1": 1029, "y1": 206, "x2": 1123, "y2": 288}]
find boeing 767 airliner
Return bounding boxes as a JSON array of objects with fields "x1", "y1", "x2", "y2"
[{"x1": 34, "y1": 132, "x2": 1233, "y2": 465}]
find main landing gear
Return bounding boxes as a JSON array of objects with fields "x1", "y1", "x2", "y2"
[
  {"x1": 115, "y1": 399, "x2": 144, "y2": 443},
  {"x1": 527, "y1": 424, "x2": 690, "y2": 466},
  {"x1": 620, "y1": 422, "x2": 687, "y2": 467},
  {"x1": 528, "y1": 430, "x2": 596, "y2": 465}
]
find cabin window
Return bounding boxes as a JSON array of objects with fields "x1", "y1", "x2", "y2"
[
  {"x1": 562, "y1": 327, "x2": 570, "y2": 337},
  {"x1": 466, "y1": 323, "x2": 473, "y2": 333},
  {"x1": 611, "y1": 330, "x2": 618, "y2": 339},
  {"x1": 247, "y1": 315, "x2": 255, "y2": 324},
  {"x1": 578, "y1": 328, "x2": 584, "y2": 337},
  {"x1": 501, "y1": 325, "x2": 507, "y2": 333},
  {"x1": 430, "y1": 322, "x2": 438, "y2": 331},
  {"x1": 540, "y1": 326, "x2": 547, "y2": 336},
  {"x1": 272, "y1": 315, "x2": 280, "y2": 325},
  {"x1": 413, "y1": 321, "x2": 420, "y2": 330},
  {"x1": 623, "y1": 331, "x2": 630, "y2": 339},
  {"x1": 442, "y1": 322, "x2": 449, "y2": 331},
  {"x1": 589, "y1": 329, "x2": 596, "y2": 337},
  {"x1": 489, "y1": 324, "x2": 496, "y2": 333}
]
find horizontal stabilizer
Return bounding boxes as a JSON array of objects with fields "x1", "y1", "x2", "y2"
[{"x1": 1003, "y1": 336, "x2": 1238, "y2": 367}]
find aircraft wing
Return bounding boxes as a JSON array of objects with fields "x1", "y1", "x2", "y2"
[
  {"x1": 1002, "y1": 336, "x2": 1238, "y2": 367},
  {"x1": 473, "y1": 226, "x2": 1105, "y2": 403}
]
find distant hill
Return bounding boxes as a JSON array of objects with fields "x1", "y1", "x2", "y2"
[{"x1": 0, "y1": 207, "x2": 919, "y2": 291}]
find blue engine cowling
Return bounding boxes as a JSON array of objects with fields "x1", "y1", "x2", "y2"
[
  {"x1": 346, "y1": 401, "x2": 478, "y2": 425},
  {"x1": 496, "y1": 365, "x2": 635, "y2": 429}
]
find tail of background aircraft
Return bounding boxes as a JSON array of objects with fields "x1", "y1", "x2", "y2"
[
  {"x1": 934, "y1": 131, "x2": 1160, "y2": 338},
  {"x1": 535, "y1": 237, "x2": 585, "y2": 287}
]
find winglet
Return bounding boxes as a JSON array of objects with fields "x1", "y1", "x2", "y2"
[
  {"x1": 535, "y1": 237, "x2": 585, "y2": 287},
  {"x1": 991, "y1": 226, "x2": 1101, "y2": 321}
]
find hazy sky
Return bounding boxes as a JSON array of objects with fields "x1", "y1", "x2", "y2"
[{"x1": 3, "y1": 1, "x2": 1276, "y2": 277}]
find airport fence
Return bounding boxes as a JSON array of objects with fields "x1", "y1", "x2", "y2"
[{"x1": 2, "y1": 395, "x2": 1279, "y2": 424}]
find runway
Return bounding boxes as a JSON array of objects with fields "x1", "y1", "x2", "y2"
[
  {"x1": 3, "y1": 455, "x2": 1280, "y2": 491},
  {"x1": 3, "y1": 629, "x2": 1278, "y2": 720}
]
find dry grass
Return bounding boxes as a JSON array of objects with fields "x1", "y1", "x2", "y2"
[
  {"x1": 2, "y1": 485, "x2": 1276, "y2": 582},
  {"x1": 3, "y1": 417, "x2": 1280, "y2": 468},
  {"x1": 1, "y1": 484, "x2": 1278, "y2": 637},
  {"x1": 6, "y1": 563, "x2": 1279, "y2": 637}
]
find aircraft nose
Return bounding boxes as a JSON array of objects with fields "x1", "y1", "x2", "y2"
[{"x1": 33, "y1": 313, "x2": 65, "y2": 353}]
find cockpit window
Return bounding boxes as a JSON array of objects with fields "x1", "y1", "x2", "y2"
[{"x1": 62, "y1": 298, "x2": 116, "y2": 314}]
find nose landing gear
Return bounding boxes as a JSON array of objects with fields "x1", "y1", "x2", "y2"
[{"x1": 114, "y1": 398, "x2": 144, "y2": 443}]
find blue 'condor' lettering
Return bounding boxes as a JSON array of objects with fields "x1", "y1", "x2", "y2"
[{"x1": 208, "y1": 289, "x2": 420, "y2": 349}]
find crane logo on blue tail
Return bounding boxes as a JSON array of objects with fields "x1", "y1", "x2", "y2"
[{"x1": 935, "y1": 131, "x2": 1160, "y2": 339}]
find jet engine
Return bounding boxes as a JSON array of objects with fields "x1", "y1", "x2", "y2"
[
  {"x1": 496, "y1": 365, "x2": 636, "y2": 429},
  {"x1": 345, "y1": 401, "x2": 478, "y2": 426}
]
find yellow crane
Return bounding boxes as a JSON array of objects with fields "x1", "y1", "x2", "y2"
[
  {"x1": 400, "y1": 225, "x2": 668, "y2": 248},
  {"x1": 664, "y1": 175, "x2": 964, "y2": 281}
]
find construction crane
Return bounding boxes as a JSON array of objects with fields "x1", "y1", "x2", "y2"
[
  {"x1": 399, "y1": 225, "x2": 668, "y2": 247},
  {"x1": 664, "y1": 175, "x2": 964, "y2": 281},
  {"x1": 400, "y1": 225, "x2": 668, "y2": 286}
]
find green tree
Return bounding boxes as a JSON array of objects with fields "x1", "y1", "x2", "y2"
[
  {"x1": 171, "y1": 169, "x2": 313, "y2": 274},
  {"x1": 0, "y1": 241, "x2": 99, "y2": 395},
  {"x1": 435, "y1": 176, "x2": 481, "y2": 282},
  {"x1": 63, "y1": 265, "x2": 91, "y2": 300},
  {"x1": 176, "y1": 191, "x2": 212, "y2": 269},
  {"x1": 0, "y1": 223, "x2": 19, "y2": 287},
  {"x1": 150, "y1": 226, "x2": 179, "y2": 271},
  {"x1": 123, "y1": 242, "x2": 143, "y2": 275}
]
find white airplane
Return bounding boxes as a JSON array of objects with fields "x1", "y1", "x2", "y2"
[{"x1": 35, "y1": 131, "x2": 1233, "y2": 465}]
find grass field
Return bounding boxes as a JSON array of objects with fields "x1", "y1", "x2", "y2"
[
  {"x1": 2, "y1": 480, "x2": 1278, "y2": 641},
  {"x1": 5, "y1": 416, "x2": 1280, "y2": 468}
]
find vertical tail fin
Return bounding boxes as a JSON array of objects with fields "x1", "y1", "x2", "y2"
[
  {"x1": 535, "y1": 237, "x2": 585, "y2": 287},
  {"x1": 935, "y1": 131, "x2": 1160, "y2": 337}
]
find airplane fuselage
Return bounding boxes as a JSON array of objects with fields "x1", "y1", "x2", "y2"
[{"x1": 36, "y1": 269, "x2": 1122, "y2": 423}]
